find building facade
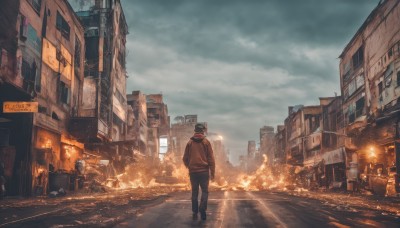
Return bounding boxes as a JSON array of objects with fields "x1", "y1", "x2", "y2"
[
  {"x1": 146, "y1": 94, "x2": 169, "y2": 159},
  {"x1": 259, "y1": 126, "x2": 275, "y2": 166},
  {"x1": 127, "y1": 91, "x2": 148, "y2": 155},
  {"x1": 0, "y1": 0, "x2": 85, "y2": 196},
  {"x1": 339, "y1": 0, "x2": 400, "y2": 194},
  {"x1": 68, "y1": 0, "x2": 129, "y2": 161}
]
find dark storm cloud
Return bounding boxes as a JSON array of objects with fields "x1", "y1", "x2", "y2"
[{"x1": 122, "y1": 0, "x2": 378, "y2": 163}]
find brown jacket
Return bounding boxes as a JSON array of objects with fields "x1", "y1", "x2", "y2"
[{"x1": 182, "y1": 134, "x2": 215, "y2": 177}]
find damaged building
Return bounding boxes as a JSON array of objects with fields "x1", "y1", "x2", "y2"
[
  {"x1": 127, "y1": 91, "x2": 148, "y2": 155},
  {"x1": 274, "y1": 125, "x2": 286, "y2": 165},
  {"x1": 67, "y1": 0, "x2": 130, "y2": 171},
  {"x1": 146, "y1": 94, "x2": 170, "y2": 160},
  {"x1": 0, "y1": 0, "x2": 86, "y2": 196},
  {"x1": 339, "y1": 0, "x2": 400, "y2": 194},
  {"x1": 259, "y1": 126, "x2": 275, "y2": 166}
]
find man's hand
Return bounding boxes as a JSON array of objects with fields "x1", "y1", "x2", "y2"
[{"x1": 210, "y1": 175, "x2": 215, "y2": 181}]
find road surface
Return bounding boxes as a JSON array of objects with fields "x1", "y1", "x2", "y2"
[
  {"x1": 1, "y1": 190, "x2": 399, "y2": 227},
  {"x1": 115, "y1": 191, "x2": 399, "y2": 228}
]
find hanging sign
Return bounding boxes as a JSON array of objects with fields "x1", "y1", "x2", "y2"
[{"x1": 3, "y1": 102, "x2": 38, "y2": 113}]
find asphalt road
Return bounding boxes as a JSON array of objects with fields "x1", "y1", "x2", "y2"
[
  {"x1": 1, "y1": 190, "x2": 399, "y2": 227},
  {"x1": 115, "y1": 191, "x2": 400, "y2": 228}
]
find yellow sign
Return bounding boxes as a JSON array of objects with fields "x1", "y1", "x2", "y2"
[{"x1": 3, "y1": 102, "x2": 38, "y2": 113}]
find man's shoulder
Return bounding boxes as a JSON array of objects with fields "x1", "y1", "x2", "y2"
[{"x1": 202, "y1": 138, "x2": 211, "y2": 145}]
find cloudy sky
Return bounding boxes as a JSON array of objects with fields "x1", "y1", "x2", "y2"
[{"x1": 122, "y1": 0, "x2": 378, "y2": 164}]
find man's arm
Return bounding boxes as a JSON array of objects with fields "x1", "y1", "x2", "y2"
[
  {"x1": 207, "y1": 142, "x2": 216, "y2": 180},
  {"x1": 182, "y1": 141, "x2": 191, "y2": 168}
]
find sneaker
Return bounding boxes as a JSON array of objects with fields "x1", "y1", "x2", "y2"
[
  {"x1": 200, "y1": 211, "x2": 206, "y2": 221},
  {"x1": 192, "y1": 213, "x2": 198, "y2": 220}
]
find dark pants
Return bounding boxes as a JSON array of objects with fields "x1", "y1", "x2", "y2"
[{"x1": 190, "y1": 172, "x2": 209, "y2": 214}]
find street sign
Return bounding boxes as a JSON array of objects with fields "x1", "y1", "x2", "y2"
[{"x1": 3, "y1": 102, "x2": 38, "y2": 113}]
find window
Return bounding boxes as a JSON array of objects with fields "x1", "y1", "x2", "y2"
[
  {"x1": 56, "y1": 11, "x2": 70, "y2": 40},
  {"x1": 74, "y1": 36, "x2": 81, "y2": 70},
  {"x1": 352, "y1": 46, "x2": 364, "y2": 69},
  {"x1": 378, "y1": 81, "x2": 383, "y2": 95},
  {"x1": 348, "y1": 105, "x2": 355, "y2": 124},
  {"x1": 397, "y1": 71, "x2": 400, "y2": 87},
  {"x1": 59, "y1": 81, "x2": 70, "y2": 105},
  {"x1": 355, "y1": 97, "x2": 365, "y2": 118},
  {"x1": 115, "y1": 89, "x2": 125, "y2": 104},
  {"x1": 28, "y1": 0, "x2": 41, "y2": 15},
  {"x1": 342, "y1": 62, "x2": 351, "y2": 83},
  {"x1": 21, "y1": 60, "x2": 31, "y2": 80},
  {"x1": 343, "y1": 71, "x2": 351, "y2": 83},
  {"x1": 20, "y1": 15, "x2": 27, "y2": 40},
  {"x1": 344, "y1": 86, "x2": 349, "y2": 100}
]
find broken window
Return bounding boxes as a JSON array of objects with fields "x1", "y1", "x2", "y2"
[
  {"x1": 59, "y1": 81, "x2": 70, "y2": 105},
  {"x1": 56, "y1": 11, "x2": 70, "y2": 40},
  {"x1": 352, "y1": 46, "x2": 364, "y2": 69}
]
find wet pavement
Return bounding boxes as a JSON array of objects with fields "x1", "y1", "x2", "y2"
[
  {"x1": 1, "y1": 189, "x2": 399, "y2": 227},
  {"x1": 115, "y1": 191, "x2": 400, "y2": 228}
]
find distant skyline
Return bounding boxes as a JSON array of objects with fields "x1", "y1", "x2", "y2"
[{"x1": 121, "y1": 0, "x2": 379, "y2": 164}]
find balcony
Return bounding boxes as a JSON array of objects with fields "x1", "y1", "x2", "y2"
[{"x1": 68, "y1": 117, "x2": 109, "y2": 142}]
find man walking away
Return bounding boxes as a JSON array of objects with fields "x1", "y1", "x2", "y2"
[{"x1": 183, "y1": 123, "x2": 215, "y2": 221}]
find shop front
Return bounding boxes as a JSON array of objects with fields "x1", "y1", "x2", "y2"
[
  {"x1": 323, "y1": 147, "x2": 346, "y2": 189},
  {"x1": 0, "y1": 83, "x2": 34, "y2": 196},
  {"x1": 32, "y1": 127, "x2": 61, "y2": 195}
]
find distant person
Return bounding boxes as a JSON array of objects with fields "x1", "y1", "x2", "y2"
[{"x1": 183, "y1": 123, "x2": 215, "y2": 221}]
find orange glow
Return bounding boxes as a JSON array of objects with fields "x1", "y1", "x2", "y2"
[{"x1": 368, "y1": 146, "x2": 376, "y2": 159}]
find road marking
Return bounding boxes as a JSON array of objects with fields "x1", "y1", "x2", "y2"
[
  {"x1": 218, "y1": 191, "x2": 229, "y2": 228},
  {"x1": 247, "y1": 192, "x2": 288, "y2": 228},
  {"x1": 0, "y1": 209, "x2": 63, "y2": 227},
  {"x1": 166, "y1": 198, "x2": 274, "y2": 202}
]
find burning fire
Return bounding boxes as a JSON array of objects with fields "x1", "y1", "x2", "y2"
[{"x1": 85, "y1": 151, "x2": 295, "y2": 193}]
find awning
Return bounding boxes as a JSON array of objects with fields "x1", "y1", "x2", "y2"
[{"x1": 323, "y1": 147, "x2": 345, "y2": 165}]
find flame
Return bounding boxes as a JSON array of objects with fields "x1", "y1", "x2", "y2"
[{"x1": 84, "y1": 150, "x2": 298, "y2": 193}]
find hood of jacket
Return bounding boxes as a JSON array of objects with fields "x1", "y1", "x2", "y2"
[{"x1": 191, "y1": 133, "x2": 205, "y2": 143}]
